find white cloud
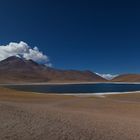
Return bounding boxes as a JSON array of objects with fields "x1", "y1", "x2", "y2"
[
  {"x1": 0, "y1": 41, "x2": 52, "y2": 66},
  {"x1": 96, "y1": 73, "x2": 118, "y2": 80}
]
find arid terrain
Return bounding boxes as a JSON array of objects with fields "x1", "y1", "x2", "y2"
[
  {"x1": 0, "y1": 87, "x2": 140, "y2": 140},
  {"x1": 111, "y1": 74, "x2": 140, "y2": 82},
  {"x1": 2, "y1": 56, "x2": 140, "y2": 83}
]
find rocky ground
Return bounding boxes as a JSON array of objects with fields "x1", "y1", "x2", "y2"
[{"x1": 0, "y1": 87, "x2": 140, "y2": 140}]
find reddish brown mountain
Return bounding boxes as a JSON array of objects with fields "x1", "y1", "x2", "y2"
[
  {"x1": 111, "y1": 74, "x2": 140, "y2": 82},
  {"x1": 0, "y1": 56, "x2": 107, "y2": 83}
]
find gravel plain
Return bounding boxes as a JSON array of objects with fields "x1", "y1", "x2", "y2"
[{"x1": 0, "y1": 87, "x2": 140, "y2": 140}]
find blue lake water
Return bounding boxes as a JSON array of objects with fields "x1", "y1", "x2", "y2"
[{"x1": 5, "y1": 83, "x2": 140, "y2": 94}]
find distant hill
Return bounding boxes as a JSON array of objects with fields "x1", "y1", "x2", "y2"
[
  {"x1": 0, "y1": 56, "x2": 107, "y2": 83},
  {"x1": 111, "y1": 74, "x2": 140, "y2": 82}
]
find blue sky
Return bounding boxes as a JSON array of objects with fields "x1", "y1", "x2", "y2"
[{"x1": 0, "y1": 0, "x2": 140, "y2": 74}]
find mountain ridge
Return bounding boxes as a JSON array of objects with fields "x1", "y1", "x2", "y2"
[
  {"x1": 0, "y1": 56, "x2": 107, "y2": 83},
  {"x1": 111, "y1": 74, "x2": 140, "y2": 82}
]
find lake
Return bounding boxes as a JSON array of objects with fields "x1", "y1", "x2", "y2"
[{"x1": 4, "y1": 83, "x2": 140, "y2": 94}]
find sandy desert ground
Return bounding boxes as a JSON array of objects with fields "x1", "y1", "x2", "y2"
[{"x1": 0, "y1": 87, "x2": 140, "y2": 140}]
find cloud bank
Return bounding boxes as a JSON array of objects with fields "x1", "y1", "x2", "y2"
[
  {"x1": 96, "y1": 73, "x2": 118, "y2": 80},
  {"x1": 0, "y1": 41, "x2": 51, "y2": 66}
]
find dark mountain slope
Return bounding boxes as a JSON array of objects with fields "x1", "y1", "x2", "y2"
[{"x1": 0, "y1": 56, "x2": 107, "y2": 83}]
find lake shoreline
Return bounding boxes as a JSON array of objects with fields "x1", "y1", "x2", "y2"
[
  {"x1": 1, "y1": 81, "x2": 140, "y2": 86},
  {"x1": 3, "y1": 82, "x2": 140, "y2": 96}
]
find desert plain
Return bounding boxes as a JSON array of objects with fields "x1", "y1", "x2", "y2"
[{"x1": 0, "y1": 87, "x2": 140, "y2": 140}]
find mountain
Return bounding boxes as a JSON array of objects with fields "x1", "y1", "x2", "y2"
[
  {"x1": 111, "y1": 74, "x2": 140, "y2": 82},
  {"x1": 0, "y1": 56, "x2": 107, "y2": 83}
]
